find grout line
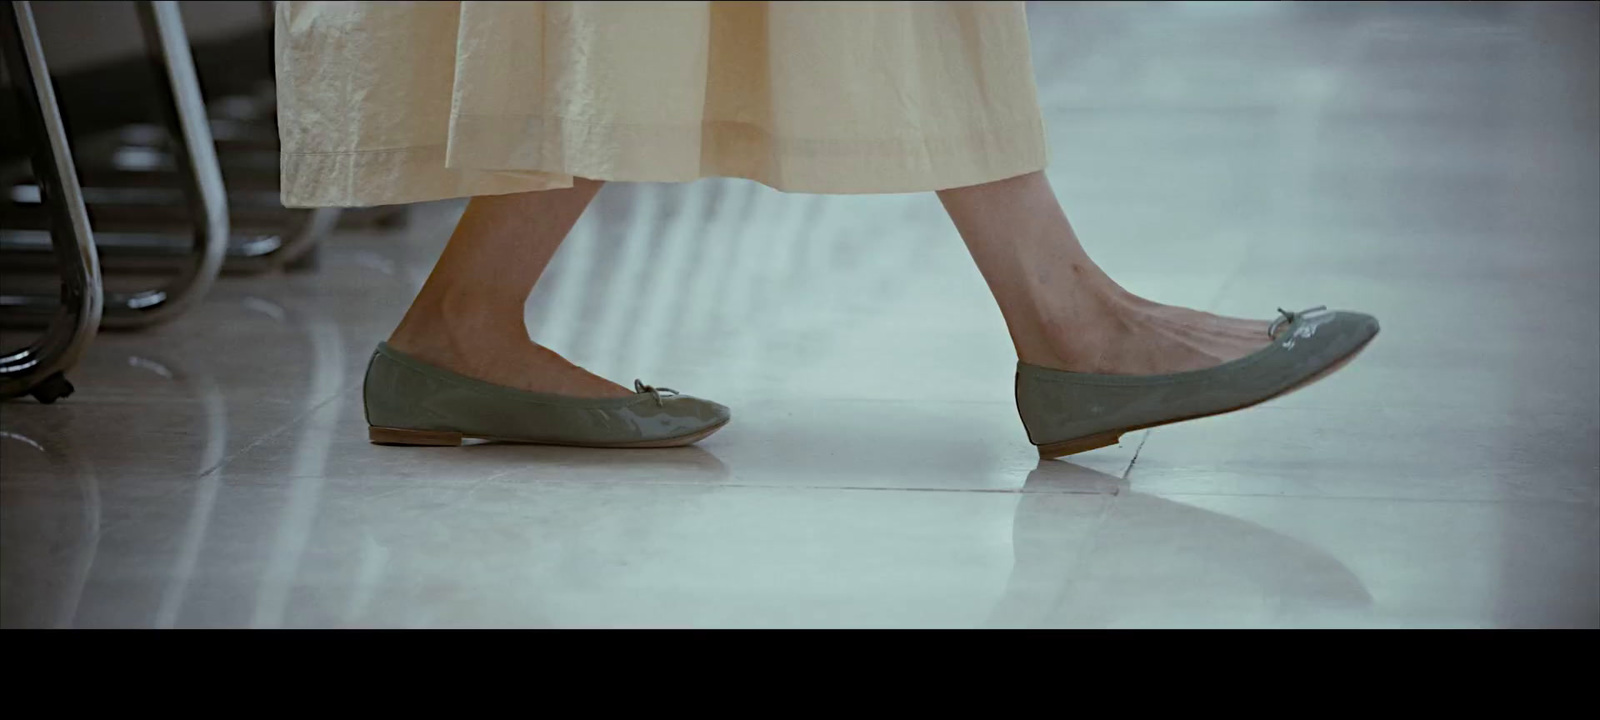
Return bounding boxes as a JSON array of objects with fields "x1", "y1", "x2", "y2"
[
  {"x1": 1132, "y1": 490, "x2": 1600, "y2": 508},
  {"x1": 1122, "y1": 430, "x2": 1153, "y2": 479},
  {"x1": 73, "y1": 386, "x2": 358, "y2": 542},
  {"x1": 468, "y1": 478, "x2": 1121, "y2": 497},
  {"x1": 421, "y1": 474, "x2": 1597, "y2": 508},
  {"x1": 194, "y1": 385, "x2": 354, "y2": 481}
]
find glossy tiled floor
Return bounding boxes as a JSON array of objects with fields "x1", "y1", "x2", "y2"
[{"x1": 3, "y1": 1, "x2": 1596, "y2": 628}]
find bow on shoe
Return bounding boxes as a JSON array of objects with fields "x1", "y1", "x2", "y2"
[
  {"x1": 1268, "y1": 305, "x2": 1328, "y2": 340},
  {"x1": 634, "y1": 380, "x2": 679, "y2": 406}
]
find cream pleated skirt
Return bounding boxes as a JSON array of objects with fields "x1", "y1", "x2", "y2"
[{"x1": 275, "y1": 1, "x2": 1049, "y2": 207}]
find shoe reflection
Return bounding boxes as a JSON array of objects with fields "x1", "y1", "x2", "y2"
[
  {"x1": 456, "y1": 442, "x2": 732, "y2": 479},
  {"x1": 987, "y1": 460, "x2": 1373, "y2": 628}
]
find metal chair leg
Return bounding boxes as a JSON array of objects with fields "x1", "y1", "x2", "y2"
[
  {"x1": 109, "y1": 0, "x2": 228, "y2": 327},
  {"x1": 5, "y1": 109, "x2": 341, "y2": 274},
  {"x1": 0, "y1": 0, "x2": 227, "y2": 330},
  {"x1": 0, "y1": 0, "x2": 102, "y2": 403},
  {"x1": 3, "y1": 2, "x2": 347, "y2": 279}
]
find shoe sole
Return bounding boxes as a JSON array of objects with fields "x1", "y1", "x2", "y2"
[
  {"x1": 368, "y1": 420, "x2": 729, "y2": 449},
  {"x1": 1034, "y1": 332, "x2": 1378, "y2": 460}
]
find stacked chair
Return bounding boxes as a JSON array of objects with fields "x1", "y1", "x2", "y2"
[{"x1": 0, "y1": 0, "x2": 392, "y2": 403}]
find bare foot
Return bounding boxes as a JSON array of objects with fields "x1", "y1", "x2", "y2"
[{"x1": 1034, "y1": 293, "x2": 1278, "y2": 375}]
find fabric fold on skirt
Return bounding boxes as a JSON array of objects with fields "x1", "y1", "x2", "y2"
[{"x1": 276, "y1": 1, "x2": 1049, "y2": 207}]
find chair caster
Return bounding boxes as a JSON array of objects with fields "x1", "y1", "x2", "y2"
[{"x1": 29, "y1": 372, "x2": 75, "y2": 404}]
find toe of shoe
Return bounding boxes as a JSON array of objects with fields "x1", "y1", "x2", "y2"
[
  {"x1": 700, "y1": 399, "x2": 732, "y2": 428},
  {"x1": 1284, "y1": 310, "x2": 1378, "y2": 384},
  {"x1": 666, "y1": 395, "x2": 731, "y2": 432},
  {"x1": 1330, "y1": 310, "x2": 1381, "y2": 351}
]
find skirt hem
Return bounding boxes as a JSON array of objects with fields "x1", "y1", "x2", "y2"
[{"x1": 282, "y1": 115, "x2": 1049, "y2": 208}]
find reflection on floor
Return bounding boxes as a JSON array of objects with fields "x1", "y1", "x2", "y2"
[{"x1": 2, "y1": 1, "x2": 1596, "y2": 628}]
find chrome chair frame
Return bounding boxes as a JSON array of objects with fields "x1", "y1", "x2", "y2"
[
  {"x1": 0, "y1": 0, "x2": 101, "y2": 403},
  {"x1": 0, "y1": 0, "x2": 227, "y2": 332}
]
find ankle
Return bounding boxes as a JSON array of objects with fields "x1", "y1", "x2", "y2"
[
  {"x1": 389, "y1": 289, "x2": 527, "y2": 364},
  {"x1": 1016, "y1": 286, "x2": 1143, "y2": 373}
]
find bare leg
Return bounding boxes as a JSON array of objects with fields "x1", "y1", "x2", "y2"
[
  {"x1": 938, "y1": 171, "x2": 1274, "y2": 375},
  {"x1": 387, "y1": 178, "x2": 634, "y2": 398}
]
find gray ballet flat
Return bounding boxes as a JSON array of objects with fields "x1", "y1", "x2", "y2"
[
  {"x1": 1016, "y1": 306, "x2": 1379, "y2": 459},
  {"x1": 363, "y1": 342, "x2": 729, "y2": 448}
]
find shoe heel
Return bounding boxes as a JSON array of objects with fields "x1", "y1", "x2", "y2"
[
  {"x1": 369, "y1": 426, "x2": 464, "y2": 446},
  {"x1": 1036, "y1": 431, "x2": 1123, "y2": 460}
]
